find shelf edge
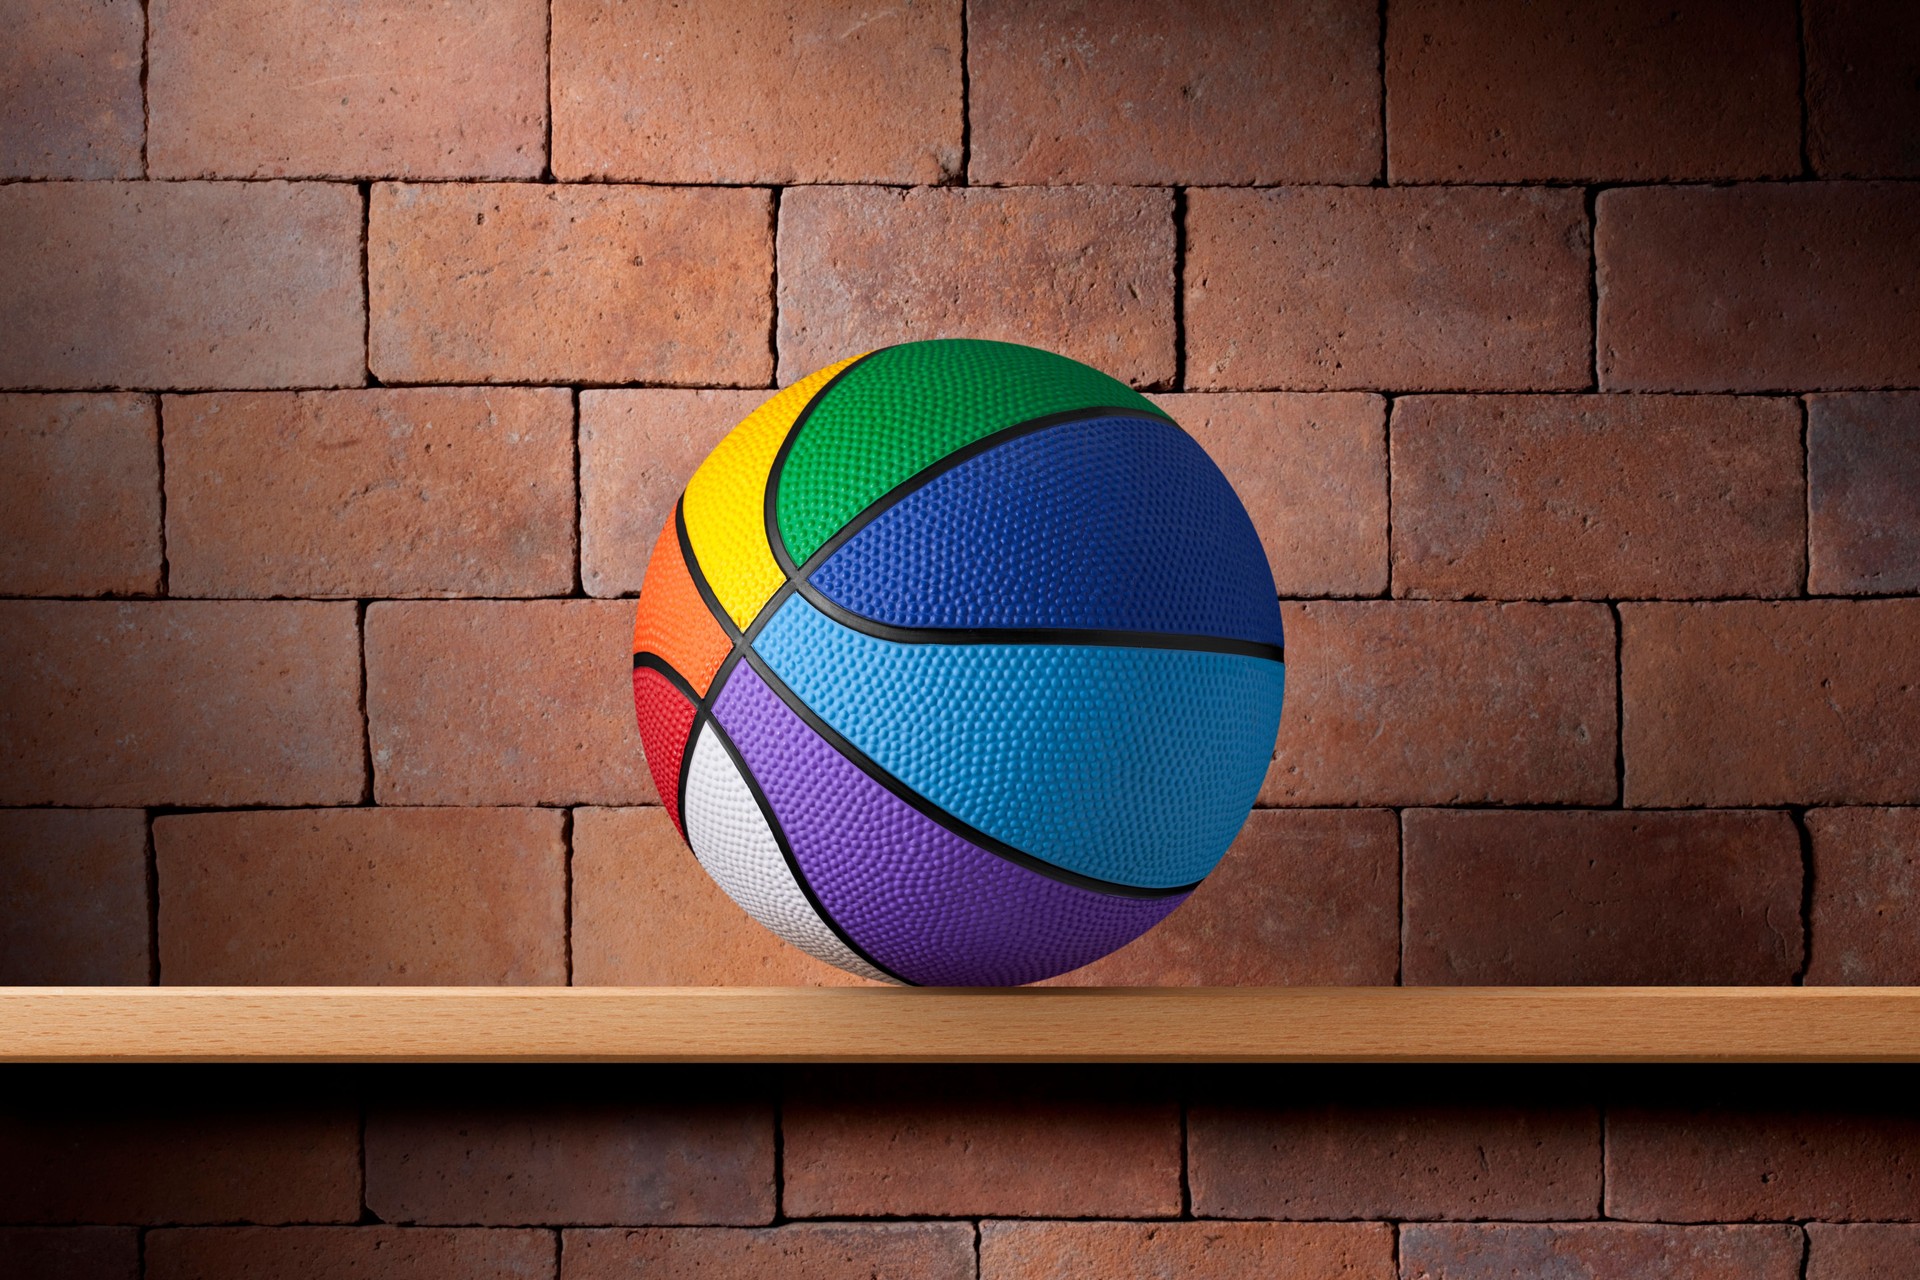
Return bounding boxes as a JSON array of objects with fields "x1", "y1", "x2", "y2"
[{"x1": 4, "y1": 986, "x2": 1919, "y2": 1063}]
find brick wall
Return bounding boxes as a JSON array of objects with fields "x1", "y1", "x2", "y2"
[
  {"x1": 7, "y1": 1066, "x2": 1920, "y2": 1277},
  {"x1": 2, "y1": 0, "x2": 1918, "y2": 1275}
]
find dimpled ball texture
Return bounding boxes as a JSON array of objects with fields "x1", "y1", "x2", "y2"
[{"x1": 631, "y1": 339, "x2": 1286, "y2": 985}]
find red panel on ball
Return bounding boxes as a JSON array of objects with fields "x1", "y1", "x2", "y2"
[{"x1": 632, "y1": 666, "x2": 697, "y2": 834}]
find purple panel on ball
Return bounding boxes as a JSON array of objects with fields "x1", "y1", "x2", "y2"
[{"x1": 711, "y1": 660, "x2": 1186, "y2": 986}]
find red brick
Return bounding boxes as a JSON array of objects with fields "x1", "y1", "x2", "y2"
[
  {"x1": 571, "y1": 807, "x2": 871, "y2": 986},
  {"x1": 1807, "y1": 808, "x2": 1920, "y2": 984},
  {"x1": 1402, "y1": 1224, "x2": 1803, "y2": 1280},
  {"x1": 1807, "y1": 0, "x2": 1920, "y2": 177},
  {"x1": 0, "y1": 1228, "x2": 138, "y2": 1280},
  {"x1": 0, "y1": 601, "x2": 363, "y2": 806},
  {"x1": 1392, "y1": 395, "x2": 1805, "y2": 600},
  {"x1": 969, "y1": 0, "x2": 1379, "y2": 184},
  {"x1": 1809, "y1": 393, "x2": 1920, "y2": 594},
  {"x1": 1808, "y1": 1225, "x2": 1920, "y2": 1279},
  {"x1": 777, "y1": 186, "x2": 1174, "y2": 388},
  {"x1": 567, "y1": 1224, "x2": 972, "y2": 1279},
  {"x1": 148, "y1": 0, "x2": 545, "y2": 179},
  {"x1": 0, "y1": 1096, "x2": 359, "y2": 1223},
  {"x1": 0, "y1": 181, "x2": 364, "y2": 391},
  {"x1": 0, "y1": 809, "x2": 148, "y2": 984},
  {"x1": 981, "y1": 1221, "x2": 1394, "y2": 1279},
  {"x1": 1387, "y1": 0, "x2": 1799, "y2": 182},
  {"x1": 1597, "y1": 183, "x2": 1920, "y2": 391},
  {"x1": 782, "y1": 1068, "x2": 1180, "y2": 1218},
  {"x1": 1608, "y1": 1107, "x2": 1920, "y2": 1220},
  {"x1": 147, "y1": 1228, "x2": 554, "y2": 1279},
  {"x1": 1622, "y1": 601, "x2": 1920, "y2": 806},
  {"x1": 1190, "y1": 1100, "x2": 1601, "y2": 1220},
  {"x1": 1149, "y1": 392, "x2": 1388, "y2": 597},
  {"x1": 0, "y1": 0, "x2": 142, "y2": 178},
  {"x1": 370, "y1": 183, "x2": 771, "y2": 387},
  {"x1": 1403, "y1": 809, "x2": 1803, "y2": 986},
  {"x1": 1262, "y1": 601, "x2": 1616, "y2": 806},
  {"x1": 1189, "y1": 186, "x2": 1591, "y2": 392},
  {"x1": 165, "y1": 389, "x2": 575, "y2": 598},
  {"x1": 367, "y1": 1094, "x2": 773, "y2": 1225},
  {"x1": 155, "y1": 808, "x2": 565, "y2": 984},
  {"x1": 366, "y1": 601, "x2": 654, "y2": 806},
  {"x1": 553, "y1": 0, "x2": 960, "y2": 183},
  {"x1": 579, "y1": 390, "x2": 763, "y2": 598},
  {"x1": 0, "y1": 393, "x2": 160, "y2": 595},
  {"x1": 1045, "y1": 809, "x2": 1399, "y2": 986}
]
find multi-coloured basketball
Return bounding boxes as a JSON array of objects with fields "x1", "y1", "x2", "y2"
[{"x1": 630, "y1": 339, "x2": 1286, "y2": 986}]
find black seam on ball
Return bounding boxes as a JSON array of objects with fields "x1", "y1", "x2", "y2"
[
  {"x1": 796, "y1": 587, "x2": 1285, "y2": 663},
  {"x1": 632, "y1": 651, "x2": 700, "y2": 704}
]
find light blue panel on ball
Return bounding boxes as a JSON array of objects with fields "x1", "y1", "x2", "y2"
[{"x1": 751, "y1": 595, "x2": 1286, "y2": 890}]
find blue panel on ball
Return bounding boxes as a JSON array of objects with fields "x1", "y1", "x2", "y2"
[
  {"x1": 806, "y1": 414, "x2": 1284, "y2": 648},
  {"x1": 752, "y1": 595, "x2": 1286, "y2": 890}
]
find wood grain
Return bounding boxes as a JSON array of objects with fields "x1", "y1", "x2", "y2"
[{"x1": 3, "y1": 987, "x2": 1918, "y2": 1062}]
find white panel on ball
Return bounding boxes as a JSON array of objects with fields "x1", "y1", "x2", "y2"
[{"x1": 682, "y1": 722, "x2": 894, "y2": 983}]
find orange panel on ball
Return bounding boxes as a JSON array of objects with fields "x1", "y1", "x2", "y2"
[{"x1": 631, "y1": 509, "x2": 732, "y2": 697}]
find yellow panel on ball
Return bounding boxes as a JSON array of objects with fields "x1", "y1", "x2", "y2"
[{"x1": 681, "y1": 354, "x2": 863, "y2": 630}]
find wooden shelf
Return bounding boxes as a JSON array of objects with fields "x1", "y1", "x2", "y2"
[{"x1": 4, "y1": 986, "x2": 1918, "y2": 1063}]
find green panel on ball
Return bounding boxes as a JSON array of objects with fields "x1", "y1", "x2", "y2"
[{"x1": 772, "y1": 339, "x2": 1163, "y2": 566}]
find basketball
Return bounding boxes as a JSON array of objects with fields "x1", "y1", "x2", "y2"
[{"x1": 631, "y1": 339, "x2": 1286, "y2": 985}]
